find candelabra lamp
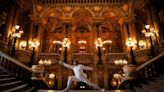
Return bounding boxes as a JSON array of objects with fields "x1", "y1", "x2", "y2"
[
  {"x1": 126, "y1": 38, "x2": 137, "y2": 65},
  {"x1": 142, "y1": 25, "x2": 156, "y2": 57},
  {"x1": 63, "y1": 38, "x2": 70, "y2": 63},
  {"x1": 95, "y1": 38, "x2": 103, "y2": 64},
  {"x1": 29, "y1": 39, "x2": 39, "y2": 66},
  {"x1": 10, "y1": 25, "x2": 23, "y2": 57}
]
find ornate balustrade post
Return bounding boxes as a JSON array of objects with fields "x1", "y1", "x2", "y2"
[{"x1": 159, "y1": 41, "x2": 164, "y2": 53}]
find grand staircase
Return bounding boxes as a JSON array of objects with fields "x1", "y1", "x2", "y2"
[
  {"x1": 0, "y1": 48, "x2": 164, "y2": 92},
  {"x1": 0, "y1": 67, "x2": 35, "y2": 92}
]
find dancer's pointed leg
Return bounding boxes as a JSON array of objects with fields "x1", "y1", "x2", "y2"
[
  {"x1": 62, "y1": 76, "x2": 79, "y2": 92},
  {"x1": 82, "y1": 77, "x2": 105, "y2": 92}
]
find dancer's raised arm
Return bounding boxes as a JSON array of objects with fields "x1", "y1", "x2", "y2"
[
  {"x1": 59, "y1": 61, "x2": 74, "y2": 69},
  {"x1": 82, "y1": 65, "x2": 93, "y2": 71}
]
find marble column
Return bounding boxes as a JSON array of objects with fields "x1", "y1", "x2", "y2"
[
  {"x1": 36, "y1": 23, "x2": 43, "y2": 53},
  {"x1": 13, "y1": 6, "x2": 20, "y2": 50},
  {"x1": 34, "y1": 23, "x2": 43, "y2": 62},
  {"x1": 27, "y1": 22, "x2": 34, "y2": 50},
  {"x1": 12, "y1": 6, "x2": 20, "y2": 27},
  {"x1": 119, "y1": 17, "x2": 129, "y2": 53},
  {"x1": 104, "y1": 66, "x2": 108, "y2": 89},
  {"x1": 95, "y1": 23, "x2": 102, "y2": 64},
  {"x1": 93, "y1": 24, "x2": 98, "y2": 65},
  {"x1": 145, "y1": 4, "x2": 158, "y2": 55},
  {"x1": 120, "y1": 24, "x2": 128, "y2": 53},
  {"x1": 3, "y1": 4, "x2": 16, "y2": 42},
  {"x1": 150, "y1": 5, "x2": 163, "y2": 41},
  {"x1": 58, "y1": 66, "x2": 62, "y2": 89},
  {"x1": 145, "y1": 3, "x2": 161, "y2": 41},
  {"x1": 93, "y1": 65, "x2": 98, "y2": 88},
  {"x1": 129, "y1": 20, "x2": 139, "y2": 50}
]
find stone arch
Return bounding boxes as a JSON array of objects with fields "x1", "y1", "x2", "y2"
[
  {"x1": 101, "y1": 7, "x2": 124, "y2": 32},
  {"x1": 72, "y1": 8, "x2": 93, "y2": 17},
  {"x1": 100, "y1": 7, "x2": 124, "y2": 53},
  {"x1": 41, "y1": 8, "x2": 64, "y2": 18},
  {"x1": 71, "y1": 8, "x2": 93, "y2": 33},
  {"x1": 70, "y1": 8, "x2": 94, "y2": 54},
  {"x1": 100, "y1": 6, "x2": 125, "y2": 17},
  {"x1": 71, "y1": 8, "x2": 93, "y2": 25},
  {"x1": 84, "y1": 7, "x2": 95, "y2": 17},
  {"x1": 71, "y1": 7, "x2": 94, "y2": 17},
  {"x1": 41, "y1": 8, "x2": 64, "y2": 32}
]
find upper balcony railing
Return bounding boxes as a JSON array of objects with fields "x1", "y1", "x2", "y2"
[{"x1": 35, "y1": 0, "x2": 131, "y2": 6}]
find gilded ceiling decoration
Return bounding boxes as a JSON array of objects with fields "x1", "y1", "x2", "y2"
[
  {"x1": 72, "y1": 8, "x2": 93, "y2": 28},
  {"x1": 45, "y1": 17, "x2": 62, "y2": 32}
]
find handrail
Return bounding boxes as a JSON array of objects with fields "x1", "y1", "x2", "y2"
[
  {"x1": 136, "y1": 52, "x2": 164, "y2": 71},
  {"x1": 118, "y1": 52, "x2": 164, "y2": 89},
  {"x1": 0, "y1": 50, "x2": 32, "y2": 72}
]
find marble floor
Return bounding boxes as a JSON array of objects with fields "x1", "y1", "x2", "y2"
[{"x1": 37, "y1": 89, "x2": 134, "y2": 92}]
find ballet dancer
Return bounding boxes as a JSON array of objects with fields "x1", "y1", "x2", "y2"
[{"x1": 58, "y1": 60, "x2": 105, "y2": 92}]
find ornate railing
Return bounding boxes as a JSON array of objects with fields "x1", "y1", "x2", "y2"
[
  {"x1": 0, "y1": 50, "x2": 32, "y2": 82},
  {"x1": 72, "y1": 53, "x2": 93, "y2": 64},
  {"x1": 159, "y1": 40, "x2": 164, "y2": 53},
  {"x1": 0, "y1": 40, "x2": 8, "y2": 53},
  {"x1": 105, "y1": 53, "x2": 127, "y2": 64},
  {"x1": 15, "y1": 50, "x2": 31, "y2": 65},
  {"x1": 38, "y1": 53, "x2": 60, "y2": 64},
  {"x1": 136, "y1": 52, "x2": 164, "y2": 81},
  {"x1": 118, "y1": 52, "x2": 164, "y2": 89},
  {"x1": 134, "y1": 49, "x2": 151, "y2": 65},
  {"x1": 35, "y1": 0, "x2": 131, "y2": 6}
]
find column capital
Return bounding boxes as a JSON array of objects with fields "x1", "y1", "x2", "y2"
[
  {"x1": 28, "y1": 14, "x2": 45, "y2": 25},
  {"x1": 119, "y1": 14, "x2": 136, "y2": 25},
  {"x1": 61, "y1": 21, "x2": 72, "y2": 26}
]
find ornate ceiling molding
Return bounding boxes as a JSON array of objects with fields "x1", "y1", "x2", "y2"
[{"x1": 35, "y1": 0, "x2": 131, "y2": 6}]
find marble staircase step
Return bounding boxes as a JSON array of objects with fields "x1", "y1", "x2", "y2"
[
  {"x1": 23, "y1": 86, "x2": 36, "y2": 92},
  {"x1": 147, "y1": 80, "x2": 164, "y2": 87},
  {"x1": 0, "y1": 73, "x2": 12, "y2": 78},
  {"x1": 0, "y1": 77, "x2": 17, "y2": 84},
  {"x1": 0, "y1": 80, "x2": 22, "y2": 87},
  {"x1": 3, "y1": 83, "x2": 29, "y2": 92},
  {"x1": 134, "y1": 87, "x2": 149, "y2": 92}
]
